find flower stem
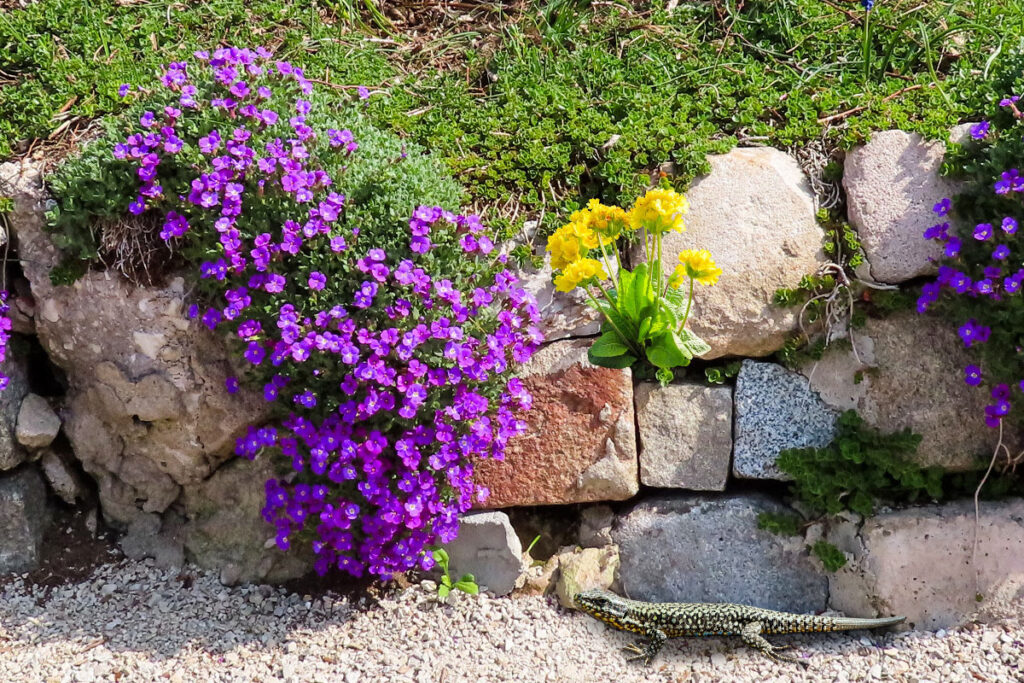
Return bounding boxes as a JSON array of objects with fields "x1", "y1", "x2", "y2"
[
  {"x1": 862, "y1": 8, "x2": 872, "y2": 85},
  {"x1": 585, "y1": 287, "x2": 636, "y2": 353},
  {"x1": 597, "y1": 237, "x2": 617, "y2": 292},
  {"x1": 678, "y1": 276, "x2": 695, "y2": 332}
]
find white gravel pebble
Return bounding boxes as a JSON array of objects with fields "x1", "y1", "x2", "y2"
[{"x1": 1, "y1": 559, "x2": 1023, "y2": 682}]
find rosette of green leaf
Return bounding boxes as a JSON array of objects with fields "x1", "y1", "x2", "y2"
[{"x1": 587, "y1": 262, "x2": 710, "y2": 385}]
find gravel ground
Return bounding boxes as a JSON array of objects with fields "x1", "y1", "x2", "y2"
[{"x1": 1, "y1": 559, "x2": 1022, "y2": 683}]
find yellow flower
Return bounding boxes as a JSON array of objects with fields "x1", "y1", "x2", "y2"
[
  {"x1": 546, "y1": 224, "x2": 585, "y2": 270},
  {"x1": 627, "y1": 188, "x2": 689, "y2": 235},
  {"x1": 677, "y1": 249, "x2": 722, "y2": 286},
  {"x1": 668, "y1": 265, "x2": 686, "y2": 289},
  {"x1": 585, "y1": 198, "x2": 629, "y2": 241},
  {"x1": 553, "y1": 258, "x2": 609, "y2": 292}
]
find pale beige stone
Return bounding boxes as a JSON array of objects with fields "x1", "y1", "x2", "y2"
[{"x1": 632, "y1": 147, "x2": 827, "y2": 358}]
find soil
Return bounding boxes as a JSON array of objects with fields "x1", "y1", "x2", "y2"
[{"x1": 0, "y1": 505, "x2": 123, "y2": 599}]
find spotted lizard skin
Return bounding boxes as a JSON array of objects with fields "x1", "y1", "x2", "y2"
[{"x1": 574, "y1": 588, "x2": 905, "y2": 667}]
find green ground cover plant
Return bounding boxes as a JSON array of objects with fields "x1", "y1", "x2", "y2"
[{"x1": 3, "y1": 1, "x2": 1023, "y2": 241}]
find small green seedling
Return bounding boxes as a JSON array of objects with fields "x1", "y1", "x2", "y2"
[{"x1": 431, "y1": 548, "x2": 479, "y2": 599}]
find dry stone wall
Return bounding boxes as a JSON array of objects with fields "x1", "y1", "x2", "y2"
[{"x1": 2, "y1": 130, "x2": 1022, "y2": 630}]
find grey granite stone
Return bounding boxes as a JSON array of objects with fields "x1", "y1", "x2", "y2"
[
  {"x1": 734, "y1": 360, "x2": 839, "y2": 480},
  {"x1": 0, "y1": 466, "x2": 49, "y2": 574},
  {"x1": 614, "y1": 494, "x2": 826, "y2": 613}
]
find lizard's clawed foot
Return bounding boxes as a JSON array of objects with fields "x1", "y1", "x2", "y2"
[{"x1": 622, "y1": 643, "x2": 653, "y2": 666}]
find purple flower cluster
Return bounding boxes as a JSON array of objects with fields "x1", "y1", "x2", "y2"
[
  {"x1": 113, "y1": 47, "x2": 543, "y2": 579},
  {"x1": 920, "y1": 95, "x2": 1024, "y2": 429},
  {"x1": 0, "y1": 291, "x2": 11, "y2": 390},
  {"x1": 232, "y1": 208, "x2": 542, "y2": 578}
]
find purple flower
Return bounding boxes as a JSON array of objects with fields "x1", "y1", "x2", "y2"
[
  {"x1": 958, "y1": 319, "x2": 990, "y2": 348},
  {"x1": 118, "y1": 84, "x2": 131, "y2": 98},
  {"x1": 950, "y1": 272, "x2": 972, "y2": 293},
  {"x1": 974, "y1": 223, "x2": 993, "y2": 241},
  {"x1": 933, "y1": 198, "x2": 951, "y2": 217},
  {"x1": 225, "y1": 377, "x2": 240, "y2": 394},
  {"x1": 308, "y1": 272, "x2": 327, "y2": 291},
  {"x1": 970, "y1": 121, "x2": 991, "y2": 140},
  {"x1": 944, "y1": 237, "x2": 962, "y2": 258},
  {"x1": 964, "y1": 365, "x2": 983, "y2": 387},
  {"x1": 1003, "y1": 217, "x2": 1018, "y2": 235},
  {"x1": 993, "y1": 245, "x2": 1011, "y2": 260}
]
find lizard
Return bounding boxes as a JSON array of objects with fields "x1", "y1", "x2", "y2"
[{"x1": 574, "y1": 588, "x2": 905, "y2": 667}]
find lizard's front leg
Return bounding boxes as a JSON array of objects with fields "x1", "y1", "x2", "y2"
[
  {"x1": 623, "y1": 628, "x2": 668, "y2": 666},
  {"x1": 740, "y1": 621, "x2": 809, "y2": 669}
]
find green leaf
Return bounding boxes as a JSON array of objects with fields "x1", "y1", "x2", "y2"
[
  {"x1": 676, "y1": 328, "x2": 711, "y2": 357},
  {"x1": 437, "y1": 584, "x2": 451, "y2": 599},
  {"x1": 454, "y1": 576, "x2": 479, "y2": 594},
  {"x1": 637, "y1": 317, "x2": 653, "y2": 343},
  {"x1": 588, "y1": 347, "x2": 637, "y2": 369},
  {"x1": 432, "y1": 548, "x2": 450, "y2": 572},
  {"x1": 589, "y1": 331, "x2": 631, "y2": 358}
]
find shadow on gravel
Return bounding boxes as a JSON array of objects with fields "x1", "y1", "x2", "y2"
[{"x1": 0, "y1": 508, "x2": 393, "y2": 661}]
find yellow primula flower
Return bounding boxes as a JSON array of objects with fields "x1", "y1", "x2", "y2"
[
  {"x1": 627, "y1": 188, "x2": 689, "y2": 235},
  {"x1": 553, "y1": 258, "x2": 609, "y2": 293},
  {"x1": 547, "y1": 224, "x2": 585, "y2": 270},
  {"x1": 585, "y1": 198, "x2": 629, "y2": 241},
  {"x1": 677, "y1": 249, "x2": 722, "y2": 286},
  {"x1": 668, "y1": 265, "x2": 686, "y2": 289}
]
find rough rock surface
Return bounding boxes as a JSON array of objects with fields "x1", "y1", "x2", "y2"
[
  {"x1": 444, "y1": 511, "x2": 523, "y2": 596},
  {"x1": 474, "y1": 339, "x2": 638, "y2": 507},
  {"x1": 615, "y1": 494, "x2": 827, "y2": 613},
  {"x1": 0, "y1": 466, "x2": 48, "y2": 574},
  {"x1": 633, "y1": 147, "x2": 826, "y2": 358},
  {"x1": 180, "y1": 454, "x2": 312, "y2": 585},
  {"x1": 118, "y1": 512, "x2": 185, "y2": 569},
  {"x1": 801, "y1": 313, "x2": 999, "y2": 470},
  {"x1": 553, "y1": 545, "x2": 620, "y2": 608},
  {"x1": 578, "y1": 505, "x2": 615, "y2": 549},
  {"x1": 0, "y1": 354, "x2": 30, "y2": 471},
  {"x1": 40, "y1": 449, "x2": 87, "y2": 505},
  {"x1": 843, "y1": 130, "x2": 961, "y2": 283},
  {"x1": 830, "y1": 500, "x2": 1024, "y2": 630},
  {"x1": 15, "y1": 393, "x2": 60, "y2": 449},
  {"x1": 734, "y1": 360, "x2": 839, "y2": 480},
  {"x1": 1, "y1": 160, "x2": 268, "y2": 528},
  {"x1": 518, "y1": 241, "x2": 618, "y2": 342},
  {"x1": 635, "y1": 382, "x2": 731, "y2": 490}
]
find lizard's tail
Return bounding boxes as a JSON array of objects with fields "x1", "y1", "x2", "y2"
[{"x1": 822, "y1": 614, "x2": 906, "y2": 631}]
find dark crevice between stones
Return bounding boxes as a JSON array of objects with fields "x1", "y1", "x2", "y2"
[
  {"x1": 634, "y1": 476, "x2": 796, "y2": 505},
  {"x1": 506, "y1": 504, "x2": 580, "y2": 562},
  {"x1": 23, "y1": 334, "x2": 67, "y2": 397}
]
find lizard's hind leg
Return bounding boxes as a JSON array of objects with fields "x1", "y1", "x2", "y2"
[{"x1": 740, "y1": 622, "x2": 809, "y2": 669}]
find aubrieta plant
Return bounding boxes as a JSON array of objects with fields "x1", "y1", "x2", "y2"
[
  {"x1": 0, "y1": 291, "x2": 11, "y2": 390},
  {"x1": 919, "y1": 81, "x2": 1024, "y2": 432},
  {"x1": 50, "y1": 47, "x2": 543, "y2": 579},
  {"x1": 546, "y1": 189, "x2": 720, "y2": 385}
]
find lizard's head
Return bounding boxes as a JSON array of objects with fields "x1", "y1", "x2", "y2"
[{"x1": 574, "y1": 588, "x2": 629, "y2": 626}]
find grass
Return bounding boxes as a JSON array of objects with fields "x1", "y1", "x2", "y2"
[{"x1": 2, "y1": 0, "x2": 1023, "y2": 239}]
